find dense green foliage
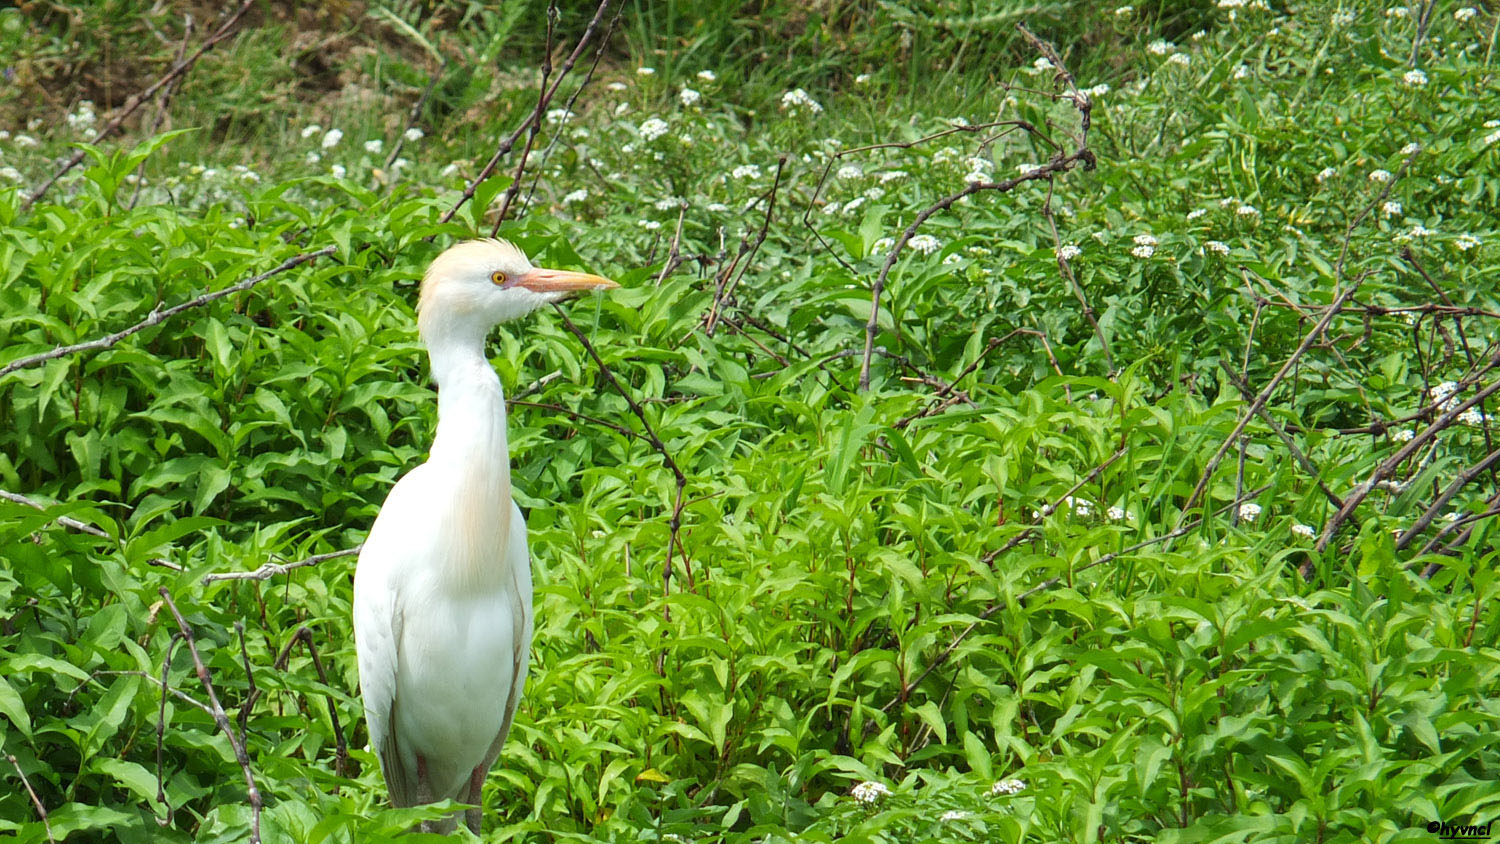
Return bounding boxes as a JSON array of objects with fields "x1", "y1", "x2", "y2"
[{"x1": 1, "y1": 1, "x2": 1498, "y2": 842}]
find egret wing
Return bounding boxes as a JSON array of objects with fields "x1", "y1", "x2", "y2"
[{"x1": 353, "y1": 466, "x2": 431, "y2": 806}]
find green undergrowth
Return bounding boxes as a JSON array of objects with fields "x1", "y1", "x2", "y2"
[{"x1": 1, "y1": 1, "x2": 1498, "y2": 843}]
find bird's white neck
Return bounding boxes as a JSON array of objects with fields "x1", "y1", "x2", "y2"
[{"x1": 422, "y1": 323, "x2": 515, "y2": 589}]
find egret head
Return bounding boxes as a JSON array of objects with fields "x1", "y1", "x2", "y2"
[{"x1": 418, "y1": 239, "x2": 618, "y2": 343}]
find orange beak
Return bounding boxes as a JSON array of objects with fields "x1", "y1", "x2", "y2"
[{"x1": 515, "y1": 268, "x2": 619, "y2": 294}]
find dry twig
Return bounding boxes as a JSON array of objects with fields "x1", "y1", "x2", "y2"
[
  {"x1": 158, "y1": 589, "x2": 262, "y2": 844},
  {"x1": 0, "y1": 246, "x2": 338, "y2": 380}
]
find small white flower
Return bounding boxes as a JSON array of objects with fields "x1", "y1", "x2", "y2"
[
  {"x1": 0, "y1": 166, "x2": 22, "y2": 182},
  {"x1": 780, "y1": 88, "x2": 824, "y2": 113},
  {"x1": 393, "y1": 157, "x2": 410, "y2": 170},
  {"x1": 1386, "y1": 6, "x2": 1410, "y2": 18},
  {"x1": 1442, "y1": 512, "x2": 1462, "y2": 523},
  {"x1": 1058, "y1": 244, "x2": 1082, "y2": 260},
  {"x1": 1459, "y1": 408, "x2": 1486, "y2": 426},
  {"x1": 1453, "y1": 234, "x2": 1480, "y2": 251},
  {"x1": 837, "y1": 164, "x2": 863, "y2": 180},
  {"x1": 706, "y1": 202, "x2": 729, "y2": 214},
  {"x1": 679, "y1": 87, "x2": 701, "y2": 108},
  {"x1": 1331, "y1": 10, "x2": 1355, "y2": 26},
  {"x1": 1483, "y1": 130, "x2": 1500, "y2": 147},
  {"x1": 1017, "y1": 163, "x2": 1042, "y2": 175},
  {"x1": 855, "y1": 73, "x2": 872, "y2": 84},
  {"x1": 1403, "y1": 68, "x2": 1429, "y2": 87},
  {"x1": 305, "y1": 151, "x2": 321, "y2": 164},
  {"x1": 1291, "y1": 523, "x2": 1316, "y2": 538},
  {"x1": 607, "y1": 81, "x2": 628, "y2": 92},
  {"x1": 909, "y1": 234, "x2": 941, "y2": 255},
  {"x1": 1232, "y1": 64, "x2": 1251, "y2": 79},
  {"x1": 636, "y1": 66, "x2": 656, "y2": 76},
  {"x1": 1132, "y1": 244, "x2": 1156, "y2": 259},
  {"x1": 1107, "y1": 506, "x2": 1126, "y2": 521},
  {"x1": 851, "y1": 781, "x2": 891, "y2": 803},
  {"x1": 696, "y1": 70, "x2": 717, "y2": 82},
  {"x1": 871, "y1": 236, "x2": 895, "y2": 254},
  {"x1": 545, "y1": 108, "x2": 572, "y2": 125},
  {"x1": 1369, "y1": 169, "x2": 1393, "y2": 183},
  {"x1": 1430, "y1": 381, "x2": 1461, "y2": 409},
  {"x1": 1239, "y1": 502, "x2": 1262, "y2": 521},
  {"x1": 1167, "y1": 53, "x2": 1191, "y2": 67},
  {"x1": 13, "y1": 134, "x2": 39, "y2": 148},
  {"x1": 639, "y1": 219, "x2": 662, "y2": 230},
  {"x1": 1455, "y1": 7, "x2": 1478, "y2": 22},
  {"x1": 614, "y1": 101, "x2": 630, "y2": 116},
  {"x1": 404, "y1": 127, "x2": 424, "y2": 142},
  {"x1": 1186, "y1": 208, "x2": 1208, "y2": 221},
  {"x1": 879, "y1": 170, "x2": 907, "y2": 183},
  {"x1": 1206, "y1": 240, "x2": 1230, "y2": 254},
  {"x1": 1392, "y1": 428, "x2": 1415, "y2": 442},
  {"x1": 1382, "y1": 201, "x2": 1402, "y2": 217},
  {"x1": 991, "y1": 779, "x2": 1027, "y2": 796},
  {"x1": 300, "y1": 124, "x2": 321, "y2": 139},
  {"x1": 864, "y1": 186, "x2": 885, "y2": 200},
  {"x1": 1115, "y1": 5, "x2": 1134, "y2": 16},
  {"x1": 1147, "y1": 39, "x2": 1175, "y2": 56},
  {"x1": 238, "y1": 170, "x2": 260, "y2": 183},
  {"x1": 562, "y1": 189, "x2": 589, "y2": 205},
  {"x1": 1086, "y1": 83, "x2": 1110, "y2": 97},
  {"x1": 1407, "y1": 224, "x2": 1433, "y2": 237},
  {"x1": 639, "y1": 118, "x2": 670, "y2": 141},
  {"x1": 329, "y1": 164, "x2": 346, "y2": 178},
  {"x1": 1316, "y1": 166, "x2": 1338, "y2": 182},
  {"x1": 943, "y1": 253, "x2": 963, "y2": 265},
  {"x1": 1033, "y1": 57, "x2": 1054, "y2": 71},
  {"x1": 941, "y1": 810, "x2": 971, "y2": 821},
  {"x1": 1065, "y1": 496, "x2": 1095, "y2": 517},
  {"x1": 655, "y1": 197, "x2": 682, "y2": 210},
  {"x1": 1236, "y1": 204, "x2": 1259, "y2": 217},
  {"x1": 1134, "y1": 233, "x2": 1159, "y2": 247},
  {"x1": 843, "y1": 196, "x2": 867, "y2": 214},
  {"x1": 439, "y1": 162, "x2": 460, "y2": 178},
  {"x1": 731, "y1": 164, "x2": 762, "y2": 179},
  {"x1": 364, "y1": 139, "x2": 383, "y2": 154},
  {"x1": 1400, "y1": 142, "x2": 1420, "y2": 155},
  {"x1": 321, "y1": 128, "x2": 343, "y2": 149}
]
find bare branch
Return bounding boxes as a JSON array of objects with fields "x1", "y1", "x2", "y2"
[
  {"x1": 201, "y1": 545, "x2": 361, "y2": 585},
  {"x1": 1, "y1": 246, "x2": 338, "y2": 380}
]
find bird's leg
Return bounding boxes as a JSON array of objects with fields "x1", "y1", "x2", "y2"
[
  {"x1": 416, "y1": 754, "x2": 437, "y2": 834},
  {"x1": 465, "y1": 765, "x2": 485, "y2": 833}
]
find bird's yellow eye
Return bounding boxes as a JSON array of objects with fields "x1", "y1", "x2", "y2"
[{"x1": 490, "y1": 270, "x2": 508, "y2": 286}]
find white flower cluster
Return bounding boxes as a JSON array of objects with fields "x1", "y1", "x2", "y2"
[
  {"x1": 697, "y1": 70, "x2": 717, "y2": 82},
  {"x1": 1430, "y1": 381, "x2": 1462, "y2": 411},
  {"x1": 780, "y1": 88, "x2": 824, "y2": 113},
  {"x1": 731, "y1": 164, "x2": 762, "y2": 179},
  {"x1": 562, "y1": 189, "x2": 588, "y2": 206},
  {"x1": 1403, "y1": 69, "x2": 1429, "y2": 87},
  {"x1": 837, "y1": 164, "x2": 863, "y2": 180},
  {"x1": 909, "y1": 234, "x2": 942, "y2": 255},
  {"x1": 1382, "y1": 201, "x2": 1402, "y2": 217},
  {"x1": 1132, "y1": 233, "x2": 1158, "y2": 259},
  {"x1": 940, "y1": 810, "x2": 971, "y2": 821},
  {"x1": 1453, "y1": 234, "x2": 1480, "y2": 251},
  {"x1": 67, "y1": 100, "x2": 97, "y2": 138},
  {"x1": 1058, "y1": 244, "x2": 1082, "y2": 260},
  {"x1": 405, "y1": 127, "x2": 424, "y2": 142},
  {"x1": 1205, "y1": 240, "x2": 1230, "y2": 255},
  {"x1": 1455, "y1": 7, "x2": 1478, "y2": 22},
  {"x1": 322, "y1": 128, "x2": 343, "y2": 149},
  {"x1": 1291, "y1": 523, "x2": 1316, "y2": 539},
  {"x1": 364, "y1": 139, "x2": 383, "y2": 154},
  {"x1": 1369, "y1": 169, "x2": 1393, "y2": 183},
  {"x1": 1065, "y1": 496, "x2": 1095, "y2": 517},
  {"x1": 1147, "y1": 39, "x2": 1176, "y2": 56},
  {"x1": 1239, "y1": 502, "x2": 1262, "y2": 521},
  {"x1": 639, "y1": 118, "x2": 669, "y2": 141},
  {"x1": 679, "y1": 87, "x2": 701, "y2": 108},
  {"x1": 1316, "y1": 167, "x2": 1338, "y2": 182},
  {"x1": 851, "y1": 781, "x2": 891, "y2": 803},
  {"x1": 991, "y1": 779, "x2": 1026, "y2": 796}
]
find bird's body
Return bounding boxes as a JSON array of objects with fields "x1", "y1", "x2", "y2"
[{"x1": 353, "y1": 239, "x2": 616, "y2": 834}]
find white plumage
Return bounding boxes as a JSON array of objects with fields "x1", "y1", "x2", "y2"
[{"x1": 353, "y1": 239, "x2": 617, "y2": 834}]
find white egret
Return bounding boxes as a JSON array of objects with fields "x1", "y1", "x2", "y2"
[{"x1": 353, "y1": 239, "x2": 618, "y2": 834}]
